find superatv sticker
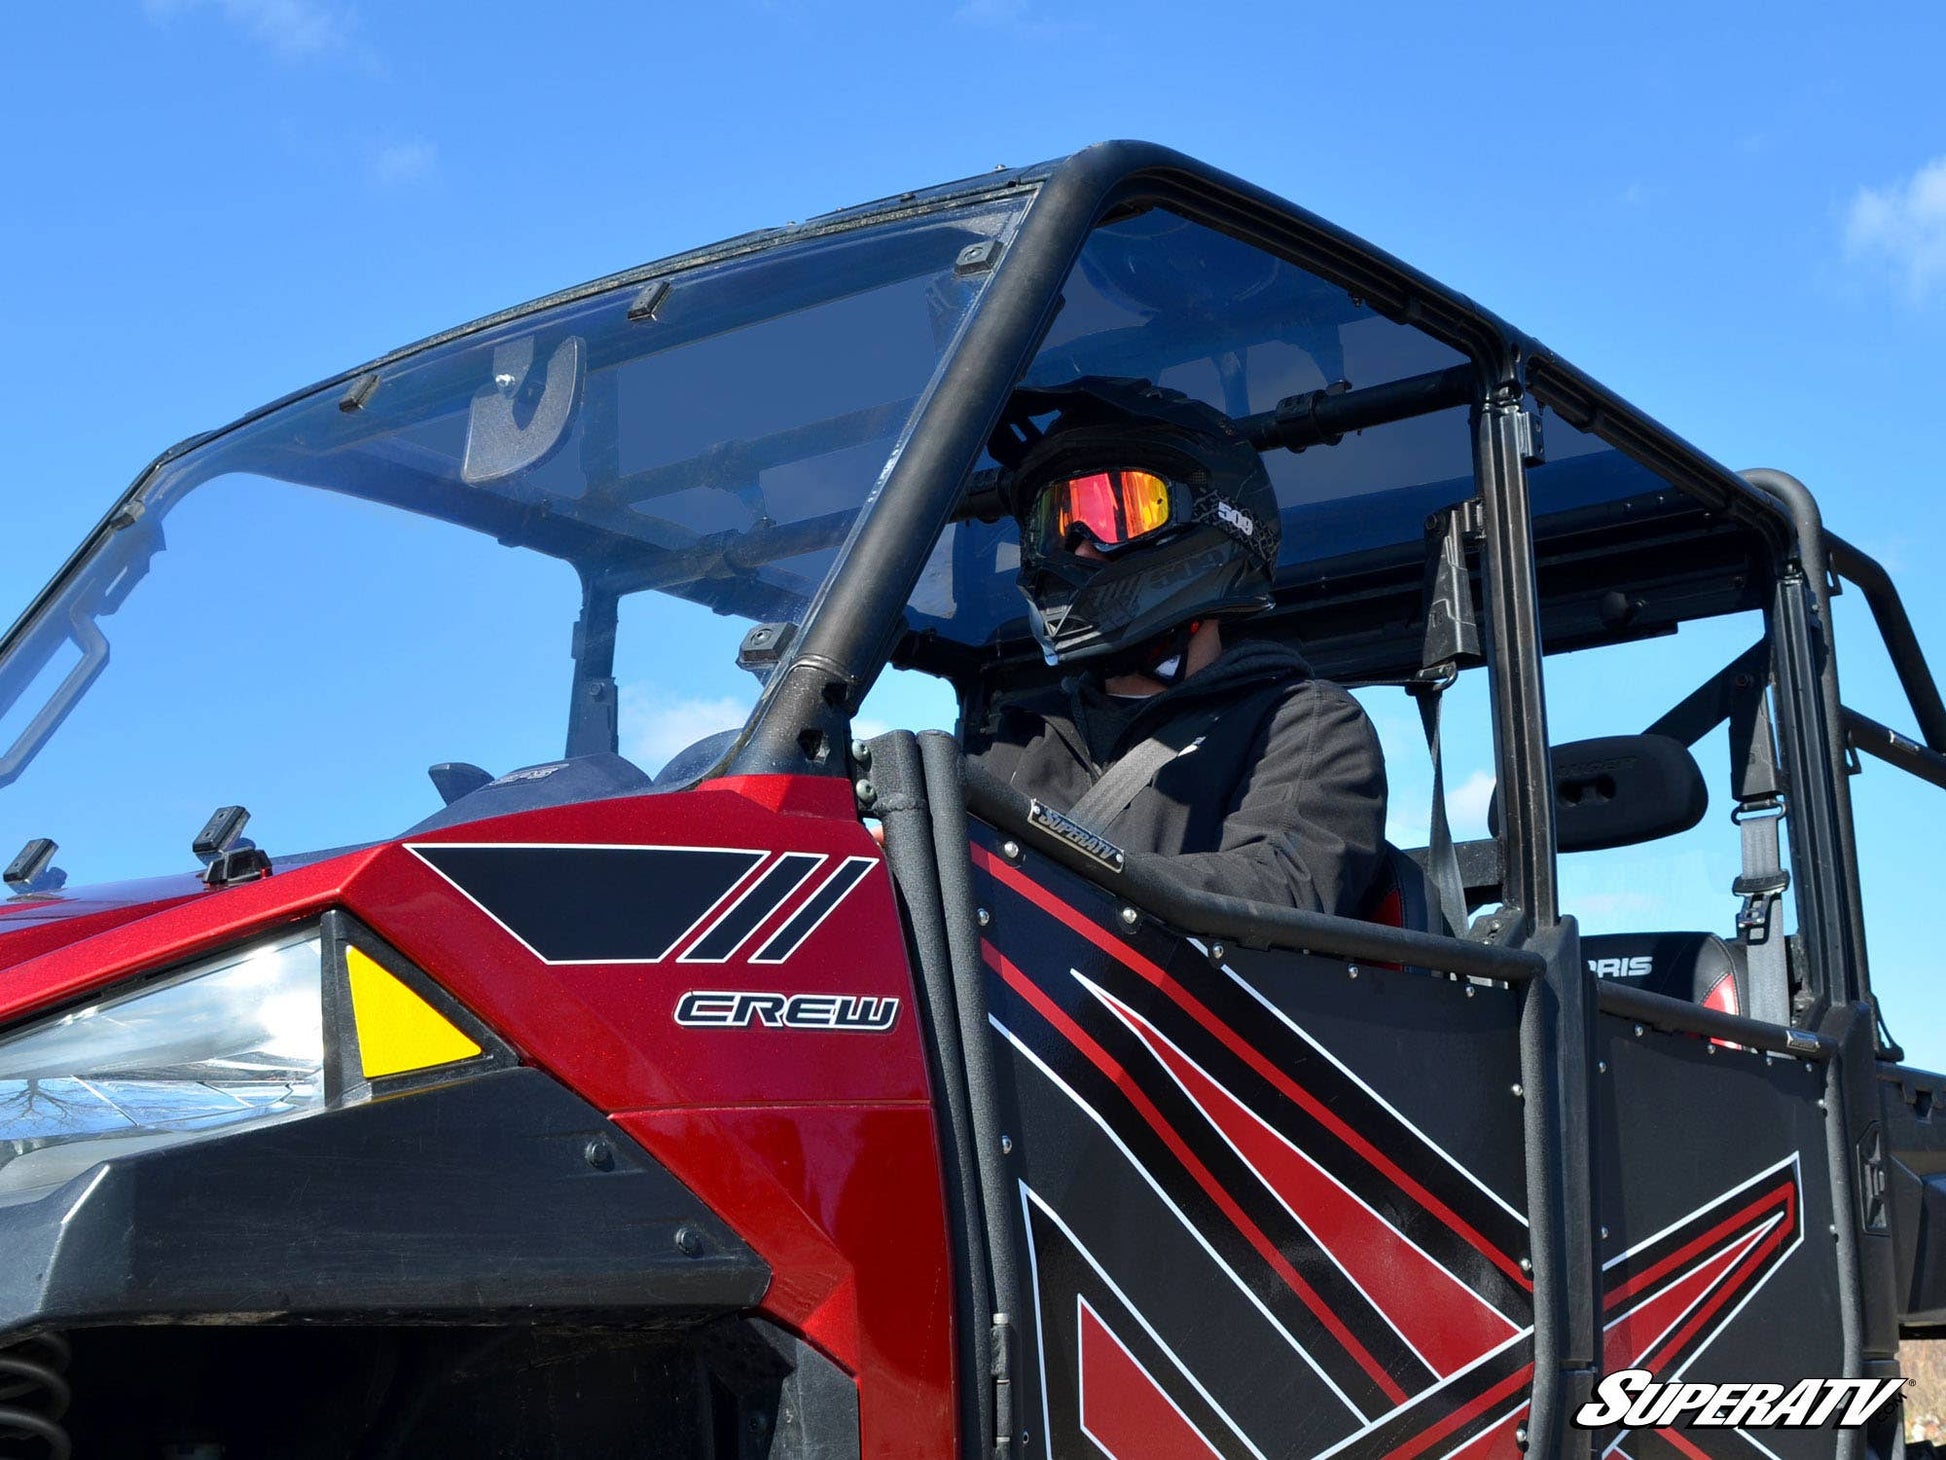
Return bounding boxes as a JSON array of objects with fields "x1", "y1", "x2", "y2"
[
  {"x1": 675, "y1": 989, "x2": 900, "y2": 1031},
  {"x1": 1574, "y1": 1370, "x2": 1906, "y2": 1431},
  {"x1": 1028, "y1": 799, "x2": 1126, "y2": 873}
]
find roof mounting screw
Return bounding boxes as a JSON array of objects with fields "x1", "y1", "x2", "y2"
[
  {"x1": 675, "y1": 1224, "x2": 706, "y2": 1257},
  {"x1": 1119, "y1": 906, "x2": 1140, "y2": 927},
  {"x1": 1002, "y1": 840, "x2": 1022, "y2": 863},
  {"x1": 955, "y1": 239, "x2": 1003, "y2": 276},
  {"x1": 1000, "y1": 1135, "x2": 1014, "y2": 1154},
  {"x1": 1518, "y1": 1256, "x2": 1532, "y2": 1274},
  {"x1": 1511, "y1": 1083, "x2": 1524, "y2": 1099},
  {"x1": 977, "y1": 907, "x2": 991, "y2": 928}
]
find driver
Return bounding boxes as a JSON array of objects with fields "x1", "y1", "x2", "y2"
[{"x1": 963, "y1": 378, "x2": 1387, "y2": 916}]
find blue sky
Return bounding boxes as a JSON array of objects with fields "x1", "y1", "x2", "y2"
[{"x1": 2, "y1": 2, "x2": 1943, "y2": 1063}]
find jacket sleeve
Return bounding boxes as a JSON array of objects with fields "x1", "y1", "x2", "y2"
[{"x1": 1127, "y1": 683, "x2": 1388, "y2": 916}]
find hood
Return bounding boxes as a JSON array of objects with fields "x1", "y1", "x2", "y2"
[{"x1": 0, "y1": 873, "x2": 207, "y2": 974}]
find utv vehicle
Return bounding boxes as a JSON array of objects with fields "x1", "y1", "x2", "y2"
[{"x1": 0, "y1": 141, "x2": 1940, "y2": 1459}]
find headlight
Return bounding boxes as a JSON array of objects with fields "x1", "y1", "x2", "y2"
[
  {"x1": 0, "y1": 929, "x2": 325, "y2": 1202},
  {"x1": 0, "y1": 914, "x2": 499, "y2": 1203}
]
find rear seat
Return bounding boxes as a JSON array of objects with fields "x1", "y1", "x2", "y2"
[{"x1": 1580, "y1": 931, "x2": 1748, "y2": 1016}]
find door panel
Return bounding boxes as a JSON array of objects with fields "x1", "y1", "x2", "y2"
[
  {"x1": 971, "y1": 826, "x2": 1539, "y2": 1458},
  {"x1": 1588, "y1": 1015, "x2": 1845, "y2": 1460}
]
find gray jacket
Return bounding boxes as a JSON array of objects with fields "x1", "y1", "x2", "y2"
[{"x1": 963, "y1": 640, "x2": 1388, "y2": 916}]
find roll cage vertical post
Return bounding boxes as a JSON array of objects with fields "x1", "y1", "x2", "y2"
[
  {"x1": 1474, "y1": 371, "x2": 1593, "y2": 1457},
  {"x1": 1741, "y1": 468, "x2": 1869, "y2": 1007}
]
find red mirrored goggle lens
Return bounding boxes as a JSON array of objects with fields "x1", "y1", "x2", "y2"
[{"x1": 1032, "y1": 470, "x2": 1175, "y2": 550}]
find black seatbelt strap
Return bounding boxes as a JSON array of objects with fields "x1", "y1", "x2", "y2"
[
  {"x1": 1729, "y1": 673, "x2": 1792, "y2": 1025},
  {"x1": 1409, "y1": 501, "x2": 1485, "y2": 938},
  {"x1": 1412, "y1": 677, "x2": 1466, "y2": 937},
  {"x1": 1064, "y1": 699, "x2": 1233, "y2": 834}
]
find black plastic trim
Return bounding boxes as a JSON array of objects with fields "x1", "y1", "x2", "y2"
[
  {"x1": 1595, "y1": 978, "x2": 1834, "y2": 1059},
  {"x1": 0, "y1": 1066, "x2": 768, "y2": 1336}
]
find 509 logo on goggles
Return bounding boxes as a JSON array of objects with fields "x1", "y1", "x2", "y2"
[
  {"x1": 675, "y1": 989, "x2": 900, "y2": 1032},
  {"x1": 1574, "y1": 1369, "x2": 1907, "y2": 1431}
]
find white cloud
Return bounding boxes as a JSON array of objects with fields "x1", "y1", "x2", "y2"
[
  {"x1": 370, "y1": 138, "x2": 437, "y2": 187},
  {"x1": 143, "y1": 0, "x2": 360, "y2": 62},
  {"x1": 1845, "y1": 156, "x2": 1946, "y2": 302},
  {"x1": 621, "y1": 689, "x2": 754, "y2": 775}
]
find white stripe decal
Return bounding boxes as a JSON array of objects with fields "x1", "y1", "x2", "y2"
[{"x1": 993, "y1": 1014, "x2": 1364, "y2": 1422}]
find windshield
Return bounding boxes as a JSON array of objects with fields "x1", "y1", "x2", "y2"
[{"x1": 0, "y1": 197, "x2": 1026, "y2": 888}]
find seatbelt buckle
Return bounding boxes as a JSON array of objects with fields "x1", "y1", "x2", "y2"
[
  {"x1": 1732, "y1": 870, "x2": 1790, "y2": 941},
  {"x1": 1406, "y1": 661, "x2": 1458, "y2": 700}
]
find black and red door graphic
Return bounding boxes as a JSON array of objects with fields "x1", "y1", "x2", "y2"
[{"x1": 970, "y1": 828, "x2": 1844, "y2": 1459}]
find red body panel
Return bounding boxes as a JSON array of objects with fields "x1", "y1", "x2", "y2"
[
  {"x1": 0, "y1": 773, "x2": 958, "y2": 1457},
  {"x1": 619, "y1": 1104, "x2": 957, "y2": 1458}
]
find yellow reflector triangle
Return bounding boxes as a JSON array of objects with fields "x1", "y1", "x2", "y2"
[{"x1": 346, "y1": 945, "x2": 482, "y2": 1079}]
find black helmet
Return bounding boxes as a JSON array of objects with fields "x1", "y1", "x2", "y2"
[{"x1": 991, "y1": 377, "x2": 1280, "y2": 668}]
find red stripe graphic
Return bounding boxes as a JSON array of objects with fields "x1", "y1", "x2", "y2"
[
  {"x1": 1436, "y1": 1405, "x2": 1528, "y2": 1459},
  {"x1": 1603, "y1": 1225, "x2": 1770, "y2": 1376},
  {"x1": 1657, "y1": 1428, "x2": 1715, "y2": 1460},
  {"x1": 1093, "y1": 983, "x2": 1518, "y2": 1377},
  {"x1": 972, "y1": 842, "x2": 1530, "y2": 1291},
  {"x1": 985, "y1": 941, "x2": 1410, "y2": 1405},
  {"x1": 1640, "y1": 1211, "x2": 1793, "y2": 1379},
  {"x1": 1604, "y1": 1178, "x2": 1794, "y2": 1312},
  {"x1": 1380, "y1": 1360, "x2": 1537, "y2": 1460},
  {"x1": 1078, "y1": 1299, "x2": 1223, "y2": 1460}
]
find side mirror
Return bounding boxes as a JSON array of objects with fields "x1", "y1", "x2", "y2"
[{"x1": 1491, "y1": 734, "x2": 1707, "y2": 852}]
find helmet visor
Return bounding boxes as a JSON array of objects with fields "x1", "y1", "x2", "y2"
[{"x1": 1027, "y1": 469, "x2": 1179, "y2": 556}]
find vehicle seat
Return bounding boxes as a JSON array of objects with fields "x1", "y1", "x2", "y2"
[
  {"x1": 1366, "y1": 842, "x2": 1445, "y2": 936},
  {"x1": 1580, "y1": 931, "x2": 1748, "y2": 1015}
]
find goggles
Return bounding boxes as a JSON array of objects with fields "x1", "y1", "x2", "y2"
[{"x1": 1027, "y1": 469, "x2": 1181, "y2": 556}]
